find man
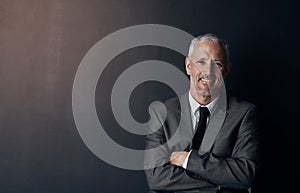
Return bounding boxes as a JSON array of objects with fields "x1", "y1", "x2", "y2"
[{"x1": 144, "y1": 34, "x2": 260, "y2": 193}]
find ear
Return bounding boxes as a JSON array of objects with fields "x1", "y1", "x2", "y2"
[
  {"x1": 223, "y1": 63, "x2": 232, "y2": 78},
  {"x1": 185, "y1": 57, "x2": 191, "y2": 75}
]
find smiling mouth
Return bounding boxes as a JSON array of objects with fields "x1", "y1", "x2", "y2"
[{"x1": 198, "y1": 77, "x2": 212, "y2": 85}]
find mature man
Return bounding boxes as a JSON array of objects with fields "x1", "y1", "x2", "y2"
[{"x1": 144, "y1": 34, "x2": 260, "y2": 193}]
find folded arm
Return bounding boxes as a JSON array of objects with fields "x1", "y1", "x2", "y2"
[
  {"x1": 144, "y1": 104, "x2": 216, "y2": 191},
  {"x1": 171, "y1": 105, "x2": 261, "y2": 189}
]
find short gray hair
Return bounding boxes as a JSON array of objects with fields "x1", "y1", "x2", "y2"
[{"x1": 188, "y1": 33, "x2": 230, "y2": 64}]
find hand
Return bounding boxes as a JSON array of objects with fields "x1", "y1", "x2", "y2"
[{"x1": 170, "y1": 151, "x2": 189, "y2": 167}]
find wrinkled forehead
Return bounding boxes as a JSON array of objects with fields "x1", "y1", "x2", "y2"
[{"x1": 191, "y1": 41, "x2": 227, "y2": 62}]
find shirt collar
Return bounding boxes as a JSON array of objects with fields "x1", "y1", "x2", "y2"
[{"x1": 188, "y1": 91, "x2": 219, "y2": 115}]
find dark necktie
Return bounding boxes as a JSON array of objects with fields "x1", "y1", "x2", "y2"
[{"x1": 191, "y1": 107, "x2": 210, "y2": 150}]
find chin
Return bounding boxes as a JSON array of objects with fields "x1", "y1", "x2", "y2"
[{"x1": 195, "y1": 88, "x2": 212, "y2": 97}]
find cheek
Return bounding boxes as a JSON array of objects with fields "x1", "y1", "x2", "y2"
[
  {"x1": 191, "y1": 67, "x2": 201, "y2": 76},
  {"x1": 219, "y1": 67, "x2": 228, "y2": 76},
  {"x1": 215, "y1": 68, "x2": 224, "y2": 78},
  {"x1": 190, "y1": 70, "x2": 199, "y2": 80}
]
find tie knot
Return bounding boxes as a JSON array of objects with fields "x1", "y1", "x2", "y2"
[{"x1": 199, "y1": 106, "x2": 210, "y2": 117}]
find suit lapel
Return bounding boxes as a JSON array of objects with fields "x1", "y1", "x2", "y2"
[
  {"x1": 200, "y1": 109, "x2": 228, "y2": 152},
  {"x1": 169, "y1": 92, "x2": 229, "y2": 153},
  {"x1": 200, "y1": 91, "x2": 228, "y2": 153},
  {"x1": 171, "y1": 93, "x2": 194, "y2": 151},
  {"x1": 179, "y1": 95, "x2": 194, "y2": 150}
]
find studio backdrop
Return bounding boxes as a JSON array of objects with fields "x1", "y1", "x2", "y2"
[{"x1": 0, "y1": 0, "x2": 299, "y2": 193}]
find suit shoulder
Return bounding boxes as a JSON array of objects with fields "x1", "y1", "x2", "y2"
[
  {"x1": 150, "y1": 96, "x2": 180, "y2": 109},
  {"x1": 164, "y1": 96, "x2": 180, "y2": 109},
  {"x1": 227, "y1": 97, "x2": 256, "y2": 112},
  {"x1": 149, "y1": 96, "x2": 180, "y2": 115}
]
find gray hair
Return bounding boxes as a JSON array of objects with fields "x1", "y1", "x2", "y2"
[{"x1": 188, "y1": 33, "x2": 230, "y2": 64}]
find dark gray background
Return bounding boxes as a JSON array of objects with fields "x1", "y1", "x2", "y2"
[{"x1": 0, "y1": 0, "x2": 299, "y2": 192}]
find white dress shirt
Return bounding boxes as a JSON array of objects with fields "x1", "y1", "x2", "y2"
[{"x1": 182, "y1": 91, "x2": 219, "y2": 169}]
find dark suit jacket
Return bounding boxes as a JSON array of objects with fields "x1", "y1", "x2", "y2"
[{"x1": 144, "y1": 93, "x2": 261, "y2": 193}]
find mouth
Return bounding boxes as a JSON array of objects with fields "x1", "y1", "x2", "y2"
[
  {"x1": 199, "y1": 77, "x2": 209, "y2": 82},
  {"x1": 198, "y1": 77, "x2": 212, "y2": 85}
]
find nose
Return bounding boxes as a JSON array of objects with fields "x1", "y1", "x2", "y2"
[{"x1": 203, "y1": 59, "x2": 215, "y2": 76}]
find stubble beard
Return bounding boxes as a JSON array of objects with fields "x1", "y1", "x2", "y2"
[{"x1": 190, "y1": 76, "x2": 221, "y2": 98}]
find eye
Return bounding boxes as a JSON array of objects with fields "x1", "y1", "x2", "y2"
[
  {"x1": 198, "y1": 60, "x2": 206, "y2": 65},
  {"x1": 215, "y1": 62, "x2": 223, "y2": 67}
]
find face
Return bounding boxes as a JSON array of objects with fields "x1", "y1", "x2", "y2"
[{"x1": 186, "y1": 41, "x2": 230, "y2": 97}]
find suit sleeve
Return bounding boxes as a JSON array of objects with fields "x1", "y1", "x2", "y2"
[
  {"x1": 144, "y1": 103, "x2": 216, "y2": 191},
  {"x1": 186, "y1": 105, "x2": 261, "y2": 189}
]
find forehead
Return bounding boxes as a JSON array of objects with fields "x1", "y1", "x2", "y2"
[{"x1": 191, "y1": 41, "x2": 227, "y2": 61}]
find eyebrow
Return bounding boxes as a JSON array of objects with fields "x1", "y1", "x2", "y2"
[{"x1": 213, "y1": 59, "x2": 222, "y2": 62}]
